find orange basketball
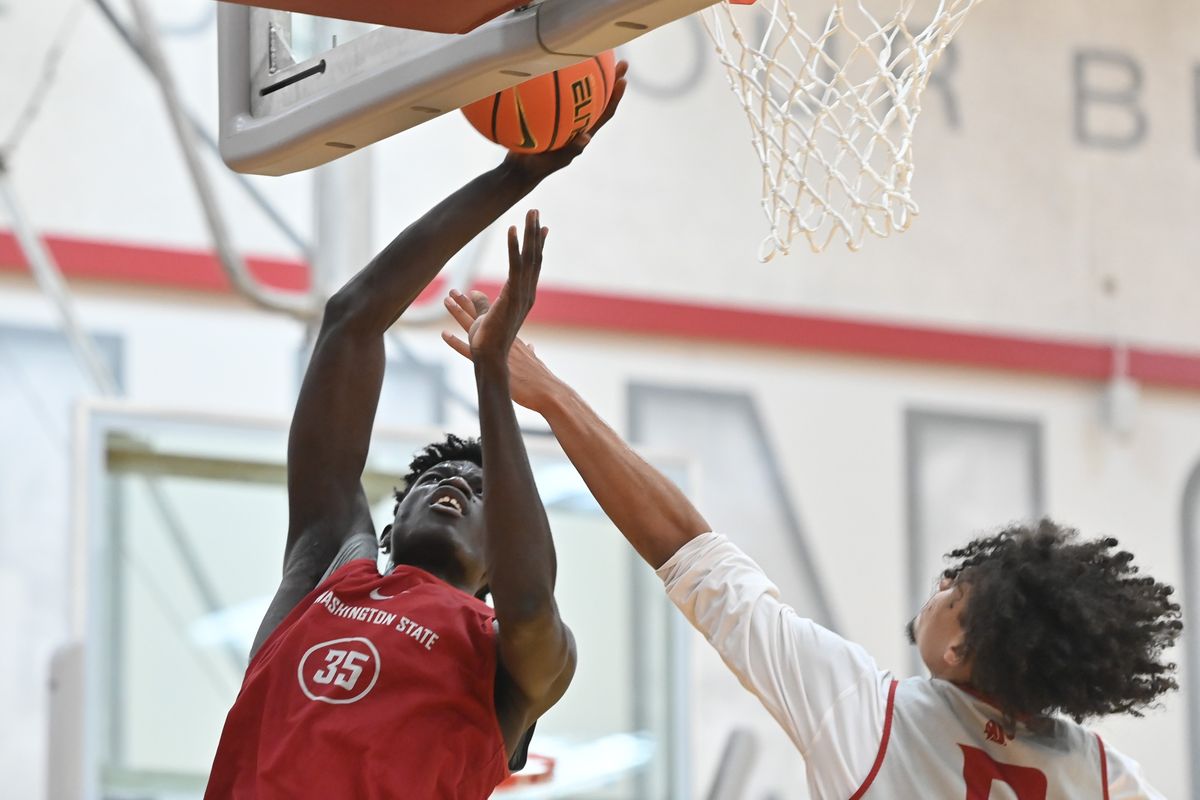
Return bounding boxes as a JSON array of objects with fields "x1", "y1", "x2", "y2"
[{"x1": 461, "y1": 51, "x2": 616, "y2": 153}]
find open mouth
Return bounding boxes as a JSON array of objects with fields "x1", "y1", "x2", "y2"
[{"x1": 429, "y1": 486, "x2": 468, "y2": 517}]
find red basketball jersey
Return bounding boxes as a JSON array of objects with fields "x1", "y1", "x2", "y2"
[{"x1": 205, "y1": 560, "x2": 511, "y2": 799}]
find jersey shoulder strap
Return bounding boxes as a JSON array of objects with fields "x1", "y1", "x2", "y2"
[{"x1": 317, "y1": 531, "x2": 379, "y2": 585}]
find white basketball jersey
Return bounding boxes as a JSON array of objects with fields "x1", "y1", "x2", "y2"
[
  {"x1": 857, "y1": 678, "x2": 1107, "y2": 799},
  {"x1": 656, "y1": 533, "x2": 1163, "y2": 800}
]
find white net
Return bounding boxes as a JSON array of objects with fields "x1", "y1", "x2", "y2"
[{"x1": 702, "y1": 0, "x2": 983, "y2": 258}]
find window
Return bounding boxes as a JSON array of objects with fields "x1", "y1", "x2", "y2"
[
  {"x1": 0, "y1": 325, "x2": 121, "y2": 800},
  {"x1": 905, "y1": 410, "x2": 1043, "y2": 674},
  {"x1": 628, "y1": 385, "x2": 837, "y2": 629}
]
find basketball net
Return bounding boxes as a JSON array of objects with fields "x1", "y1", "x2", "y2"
[{"x1": 702, "y1": 0, "x2": 983, "y2": 258}]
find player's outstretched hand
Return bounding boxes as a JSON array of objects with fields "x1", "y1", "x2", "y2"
[
  {"x1": 455, "y1": 209, "x2": 546, "y2": 367},
  {"x1": 505, "y1": 60, "x2": 629, "y2": 179},
  {"x1": 442, "y1": 280, "x2": 563, "y2": 414}
]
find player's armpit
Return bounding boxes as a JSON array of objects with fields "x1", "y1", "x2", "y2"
[
  {"x1": 249, "y1": 526, "x2": 375, "y2": 660},
  {"x1": 248, "y1": 550, "x2": 327, "y2": 660}
]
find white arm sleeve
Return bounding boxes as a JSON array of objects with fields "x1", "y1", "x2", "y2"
[
  {"x1": 1105, "y1": 742, "x2": 1166, "y2": 800},
  {"x1": 656, "y1": 533, "x2": 890, "y2": 759}
]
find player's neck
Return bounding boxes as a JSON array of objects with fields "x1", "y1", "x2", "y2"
[{"x1": 390, "y1": 557, "x2": 481, "y2": 597}]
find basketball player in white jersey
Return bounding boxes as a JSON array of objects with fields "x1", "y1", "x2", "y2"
[{"x1": 442, "y1": 294, "x2": 1180, "y2": 799}]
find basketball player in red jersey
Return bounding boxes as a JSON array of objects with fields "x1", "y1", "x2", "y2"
[
  {"x1": 443, "y1": 294, "x2": 1180, "y2": 799},
  {"x1": 205, "y1": 65, "x2": 628, "y2": 800}
]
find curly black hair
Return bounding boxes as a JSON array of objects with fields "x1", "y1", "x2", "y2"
[
  {"x1": 944, "y1": 518, "x2": 1182, "y2": 722},
  {"x1": 391, "y1": 434, "x2": 483, "y2": 514}
]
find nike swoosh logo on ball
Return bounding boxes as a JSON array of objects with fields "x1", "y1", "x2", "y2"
[
  {"x1": 369, "y1": 588, "x2": 394, "y2": 601},
  {"x1": 514, "y1": 91, "x2": 537, "y2": 150}
]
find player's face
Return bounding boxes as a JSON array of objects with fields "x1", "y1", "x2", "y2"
[
  {"x1": 389, "y1": 460, "x2": 488, "y2": 588},
  {"x1": 907, "y1": 574, "x2": 971, "y2": 682}
]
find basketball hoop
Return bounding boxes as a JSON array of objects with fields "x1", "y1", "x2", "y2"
[{"x1": 703, "y1": 0, "x2": 984, "y2": 258}]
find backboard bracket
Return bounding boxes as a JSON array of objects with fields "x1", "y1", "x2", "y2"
[{"x1": 218, "y1": 0, "x2": 719, "y2": 175}]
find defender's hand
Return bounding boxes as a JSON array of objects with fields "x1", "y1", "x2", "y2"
[
  {"x1": 459, "y1": 209, "x2": 546, "y2": 364},
  {"x1": 504, "y1": 61, "x2": 629, "y2": 179},
  {"x1": 442, "y1": 288, "x2": 563, "y2": 413}
]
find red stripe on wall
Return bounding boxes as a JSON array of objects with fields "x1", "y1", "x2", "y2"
[
  {"x1": 0, "y1": 232, "x2": 309, "y2": 293},
  {"x1": 1129, "y1": 349, "x2": 1200, "y2": 391},
  {"x1": 503, "y1": 282, "x2": 1119, "y2": 382},
  {"x1": 2, "y1": 230, "x2": 1199, "y2": 392}
]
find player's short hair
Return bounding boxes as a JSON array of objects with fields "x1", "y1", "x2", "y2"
[
  {"x1": 391, "y1": 433, "x2": 483, "y2": 513},
  {"x1": 945, "y1": 518, "x2": 1182, "y2": 722}
]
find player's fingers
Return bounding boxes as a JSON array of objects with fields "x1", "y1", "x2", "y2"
[
  {"x1": 600, "y1": 80, "x2": 627, "y2": 127},
  {"x1": 527, "y1": 218, "x2": 546, "y2": 290},
  {"x1": 440, "y1": 331, "x2": 473, "y2": 361},
  {"x1": 521, "y1": 212, "x2": 540, "y2": 288},
  {"x1": 534, "y1": 226, "x2": 549, "y2": 276},
  {"x1": 467, "y1": 290, "x2": 492, "y2": 315},
  {"x1": 592, "y1": 63, "x2": 628, "y2": 134},
  {"x1": 507, "y1": 225, "x2": 521, "y2": 278},
  {"x1": 444, "y1": 294, "x2": 476, "y2": 331},
  {"x1": 566, "y1": 131, "x2": 591, "y2": 153},
  {"x1": 524, "y1": 210, "x2": 539, "y2": 265},
  {"x1": 448, "y1": 288, "x2": 479, "y2": 319}
]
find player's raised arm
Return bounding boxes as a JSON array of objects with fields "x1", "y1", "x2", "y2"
[
  {"x1": 442, "y1": 302, "x2": 889, "y2": 760},
  {"x1": 285, "y1": 161, "x2": 552, "y2": 549},
  {"x1": 468, "y1": 212, "x2": 577, "y2": 731},
  {"x1": 282, "y1": 60, "x2": 627, "y2": 574},
  {"x1": 251, "y1": 131, "x2": 622, "y2": 659}
]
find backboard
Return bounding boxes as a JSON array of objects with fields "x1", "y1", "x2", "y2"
[{"x1": 218, "y1": 0, "x2": 720, "y2": 176}]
